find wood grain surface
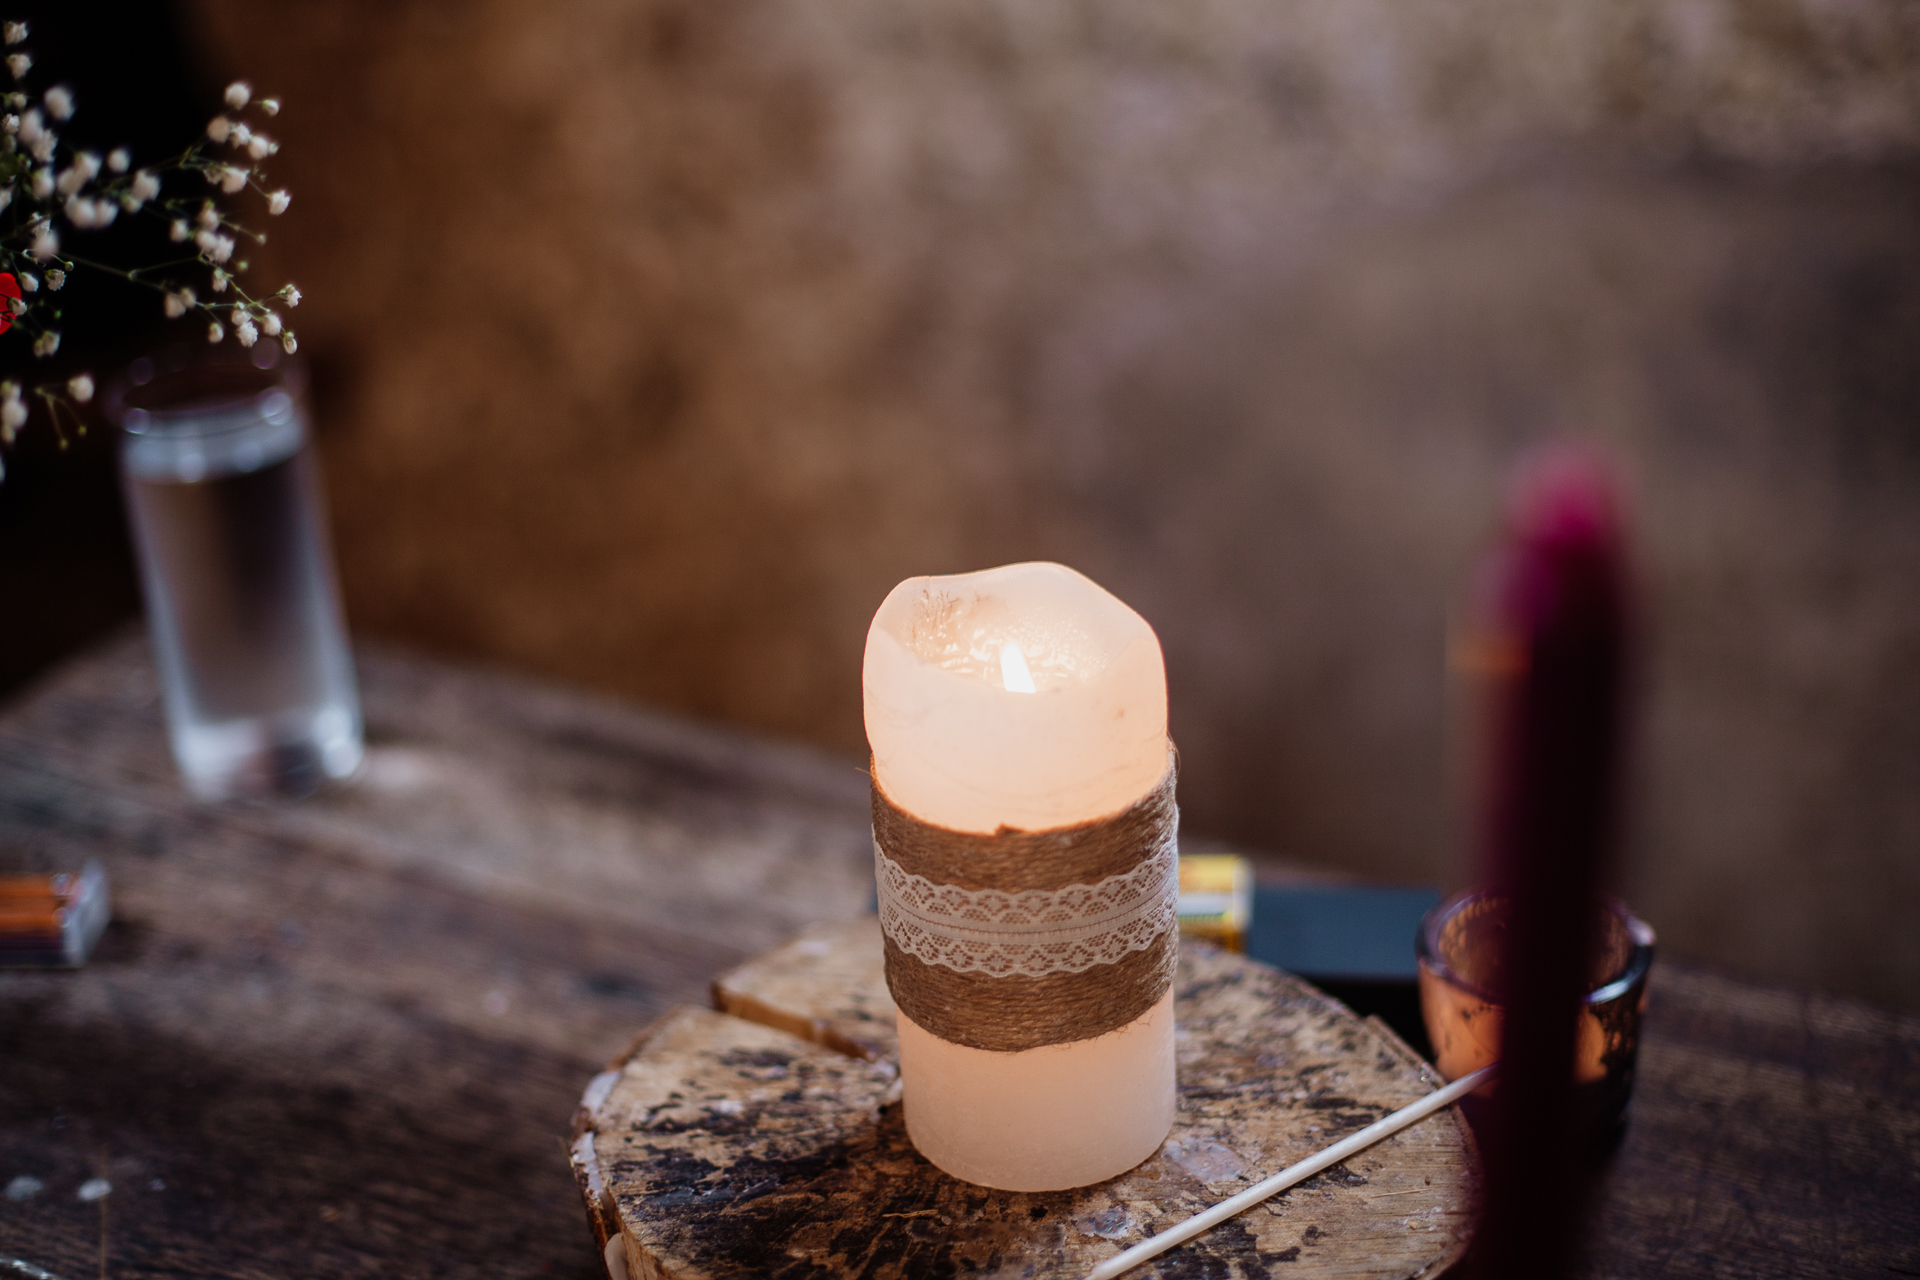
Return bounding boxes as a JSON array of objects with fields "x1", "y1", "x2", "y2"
[
  {"x1": 0, "y1": 636, "x2": 873, "y2": 1280},
  {"x1": 1, "y1": 636, "x2": 1917, "y2": 1279},
  {"x1": 583, "y1": 919, "x2": 1478, "y2": 1279}
]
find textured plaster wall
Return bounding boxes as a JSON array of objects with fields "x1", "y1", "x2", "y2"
[{"x1": 188, "y1": 0, "x2": 1920, "y2": 1010}]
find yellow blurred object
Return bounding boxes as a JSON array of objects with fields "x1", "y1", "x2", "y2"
[{"x1": 1177, "y1": 854, "x2": 1252, "y2": 953}]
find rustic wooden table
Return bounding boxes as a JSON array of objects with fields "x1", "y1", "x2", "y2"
[{"x1": 1, "y1": 637, "x2": 1916, "y2": 1280}]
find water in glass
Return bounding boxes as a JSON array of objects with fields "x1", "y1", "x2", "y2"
[{"x1": 118, "y1": 358, "x2": 362, "y2": 799}]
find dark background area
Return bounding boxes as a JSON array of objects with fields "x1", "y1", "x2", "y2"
[{"x1": 0, "y1": 0, "x2": 209, "y2": 694}]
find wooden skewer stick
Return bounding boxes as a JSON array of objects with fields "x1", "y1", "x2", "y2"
[{"x1": 1085, "y1": 1064, "x2": 1496, "y2": 1280}]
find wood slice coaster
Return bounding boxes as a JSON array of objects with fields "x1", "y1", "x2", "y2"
[{"x1": 571, "y1": 918, "x2": 1478, "y2": 1279}]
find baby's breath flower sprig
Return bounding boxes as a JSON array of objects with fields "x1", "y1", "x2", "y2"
[{"x1": 0, "y1": 24, "x2": 303, "y2": 480}]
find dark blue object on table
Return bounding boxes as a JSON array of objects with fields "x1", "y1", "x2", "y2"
[
  {"x1": 1247, "y1": 884, "x2": 1442, "y2": 1059},
  {"x1": 1247, "y1": 885, "x2": 1440, "y2": 980}
]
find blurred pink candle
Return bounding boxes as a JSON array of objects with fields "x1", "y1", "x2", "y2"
[{"x1": 864, "y1": 561, "x2": 1176, "y2": 1190}]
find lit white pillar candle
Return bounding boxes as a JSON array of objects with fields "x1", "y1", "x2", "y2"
[{"x1": 864, "y1": 561, "x2": 1177, "y2": 1190}]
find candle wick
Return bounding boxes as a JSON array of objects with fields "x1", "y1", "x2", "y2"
[{"x1": 999, "y1": 642, "x2": 1037, "y2": 694}]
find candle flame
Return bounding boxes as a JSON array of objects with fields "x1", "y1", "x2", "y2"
[{"x1": 999, "y1": 641, "x2": 1037, "y2": 694}]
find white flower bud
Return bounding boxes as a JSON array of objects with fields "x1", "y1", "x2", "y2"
[
  {"x1": 169, "y1": 218, "x2": 189, "y2": 241},
  {"x1": 43, "y1": 86, "x2": 72, "y2": 120},
  {"x1": 1, "y1": 114, "x2": 16, "y2": 134},
  {"x1": 209, "y1": 267, "x2": 229, "y2": 292},
  {"x1": 7, "y1": 53, "x2": 30, "y2": 80},
  {"x1": 3, "y1": 23, "x2": 26, "y2": 45},
  {"x1": 55, "y1": 165, "x2": 85, "y2": 195},
  {"x1": 107, "y1": 147, "x2": 129, "y2": 173},
  {"x1": 8, "y1": 295, "x2": 24, "y2": 315},
  {"x1": 283, "y1": 285, "x2": 300, "y2": 308},
  {"x1": 281, "y1": 332, "x2": 297, "y2": 355},
  {"x1": 63, "y1": 194, "x2": 91, "y2": 227},
  {"x1": 225, "y1": 81, "x2": 250, "y2": 110},
  {"x1": 259, "y1": 311, "x2": 282, "y2": 336},
  {"x1": 267, "y1": 189, "x2": 290, "y2": 216},
  {"x1": 1, "y1": 397, "x2": 25, "y2": 438},
  {"x1": 163, "y1": 290, "x2": 187, "y2": 318},
  {"x1": 67, "y1": 373, "x2": 93, "y2": 402},
  {"x1": 15, "y1": 107, "x2": 36, "y2": 143},
  {"x1": 260, "y1": 97, "x2": 280, "y2": 116},
  {"x1": 207, "y1": 320, "x2": 223, "y2": 343},
  {"x1": 247, "y1": 133, "x2": 271, "y2": 160},
  {"x1": 32, "y1": 329, "x2": 59, "y2": 358},
  {"x1": 28, "y1": 167, "x2": 49, "y2": 198},
  {"x1": 18, "y1": 272, "x2": 33, "y2": 292},
  {"x1": 91, "y1": 197, "x2": 114, "y2": 226},
  {"x1": 197, "y1": 203, "x2": 219, "y2": 230},
  {"x1": 194, "y1": 231, "x2": 236, "y2": 265},
  {"x1": 219, "y1": 166, "x2": 247, "y2": 194},
  {"x1": 207, "y1": 116, "x2": 231, "y2": 143},
  {"x1": 76, "y1": 151, "x2": 99, "y2": 178},
  {"x1": 130, "y1": 170, "x2": 159, "y2": 202},
  {"x1": 235, "y1": 318, "x2": 258, "y2": 348},
  {"x1": 29, "y1": 224, "x2": 56, "y2": 259},
  {"x1": 44, "y1": 268, "x2": 62, "y2": 290},
  {"x1": 26, "y1": 130, "x2": 50, "y2": 160}
]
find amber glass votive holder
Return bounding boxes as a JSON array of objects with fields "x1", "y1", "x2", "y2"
[{"x1": 1416, "y1": 890, "x2": 1655, "y2": 1147}]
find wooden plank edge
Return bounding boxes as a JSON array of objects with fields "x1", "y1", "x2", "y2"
[
  {"x1": 709, "y1": 980, "x2": 895, "y2": 1067},
  {"x1": 570, "y1": 1005, "x2": 696, "y2": 1254},
  {"x1": 569, "y1": 996, "x2": 890, "y2": 1276},
  {"x1": 1359, "y1": 1013, "x2": 1480, "y2": 1279}
]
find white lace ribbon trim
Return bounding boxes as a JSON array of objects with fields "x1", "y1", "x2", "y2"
[{"x1": 875, "y1": 834, "x2": 1179, "y2": 978}]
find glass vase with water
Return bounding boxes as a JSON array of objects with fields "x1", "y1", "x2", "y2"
[{"x1": 110, "y1": 344, "x2": 362, "y2": 800}]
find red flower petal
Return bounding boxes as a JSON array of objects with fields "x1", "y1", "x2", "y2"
[{"x1": 0, "y1": 273, "x2": 19, "y2": 302}]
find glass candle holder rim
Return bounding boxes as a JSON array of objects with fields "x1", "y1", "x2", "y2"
[
  {"x1": 105, "y1": 342, "x2": 306, "y2": 439},
  {"x1": 1415, "y1": 888, "x2": 1655, "y2": 1008}
]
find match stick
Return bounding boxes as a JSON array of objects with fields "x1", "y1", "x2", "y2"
[{"x1": 1085, "y1": 1064, "x2": 1496, "y2": 1280}]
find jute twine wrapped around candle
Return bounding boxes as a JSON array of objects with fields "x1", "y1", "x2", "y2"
[{"x1": 873, "y1": 754, "x2": 1179, "y2": 1053}]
